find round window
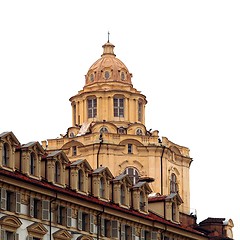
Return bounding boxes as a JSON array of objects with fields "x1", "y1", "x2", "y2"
[{"x1": 105, "y1": 71, "x2": 110, "y2": 79}]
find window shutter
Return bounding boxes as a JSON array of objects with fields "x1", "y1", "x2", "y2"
[
  {"x1": 100, "y1": 217, "x2": 105, "y2": 236},
  {"x1": 89, "y1": 214, "x2": 94, "y2": 233},
  {"x1": 42, "y1": 200, "x2": 50, "y2": 221},
  {"x1": 132, "y1": 227, "x2": 136, "y2": 240},
  {"x1": 0, "y1": 188, "x2": 6, "y2": 210},
  {"x1": 111, "y1": 220, "x2": 119, "y2": 238},
  {"x1": 140, "y1": 229, "x2": 145, "y2": 240},
  {"x1": 0, "y1": 229, "x2": 6, "y2": 240},
  {"x1": 29, "y1": 198, "x2": 34, "y2": 217},
  {"x1": 77, "y1": 210, "x2": 82, "y2": 230},
  {"x1": 121, "y1": 224, "x2": 125, "y2": 240},
  {"x1": 67, "y1": 208, "x2": 72, "y2": 227},
  {"x1": 151, "y1": 231, "x2": 157, "y2": 240},
  {"x1": 26, "y1": 236, "x2": 33, "y2": 240},
  {"x1": 15, "y1": 192, "x2": 21, "y2": 213},
  {"x1": 13, "y1": 233, "x2": 19, "y2": 240}
]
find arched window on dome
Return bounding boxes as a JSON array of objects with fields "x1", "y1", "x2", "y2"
[
  {"x1": 87, "y1": 97, "x2": 97, "y2": 118},
  {"x1": 170, "y1": 173, "x2": 178, "y2": 193},
  {"x1": 138, "y1": 100, "x2": 143, "y2": 122},
  {"x1": 124, "y1": 167, "x2": 139, "y2": 185},
  {"x1": 114, "y1": 96, "x2": 124, "y2": 117}
]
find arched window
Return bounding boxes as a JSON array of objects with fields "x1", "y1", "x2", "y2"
[
  {"x1": 78, "y1": 169, "x2": 84, "y2": 191},
  {"x1": 99, "y1": 177, "x2": 105, "y2": 198},
  {"x1": 136, "y1": 129, "x2": 143, "y2": 135},
  {"x1": 87, "y1": 97, "x2": 97, "y2": 118},
  {"x1": 114, "y1": 97, "x2": 124, "y2": 117},
  {"x1": 124, "y1": 167, "x2": 139, "y2": 185},
  {"x1": 30, "y1": 152, "x2": 36, "y2": 175},
  {"x1": 55, "y1": 161, "x2": 61, "y2": 184},
  {"x1": 118, "y1": 127, "x2": 126, "y2": 134},
  {"x1": 138, "y1": 100, "x2": 143, "y2": 122},
  {"x1": 100, "y1": 127, "x2": 108, "y2": 134},
  {"x1": 140, "y1": 191, "x2": 145, "y2": 211},
  {"x1": 2, "y1": 143, "x2": 10, "y2": 167},
  {"x1": 120, "y1": 185, "x2": 126, "y2": 205},
  {"x1": 170, "y1": 173, "x2": 177, "y2": 193}
]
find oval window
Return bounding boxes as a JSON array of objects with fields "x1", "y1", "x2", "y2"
[
  {"x1": 121, "y1": 72, "x2": 125, "y2": 80},
  {"x1": 105, "y1": 71, "x2": 110, "y2": 79}
]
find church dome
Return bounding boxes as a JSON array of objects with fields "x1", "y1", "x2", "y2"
[{"x1": 85, "y1": 42, "x2": 132, "y2": 86}]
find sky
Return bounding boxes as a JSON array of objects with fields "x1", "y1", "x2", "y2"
[{"x1": 0, "y1": 0, "x2": 239, "y2": 238}]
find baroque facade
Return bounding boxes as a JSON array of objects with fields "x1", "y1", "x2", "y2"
[{"x1": 0, "y1": 41, "x2": 234, "y2": 240}]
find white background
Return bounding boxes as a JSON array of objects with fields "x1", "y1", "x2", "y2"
[{"x1": 0, "y1": 1, "x2": 239, "y2": 238}]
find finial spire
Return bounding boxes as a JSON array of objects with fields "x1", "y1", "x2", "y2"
[{"x1": 107, "y1": 31, "x2": 110, "y2": 43}]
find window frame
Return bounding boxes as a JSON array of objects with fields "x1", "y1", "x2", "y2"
[
  {"x1": 114, "y1": 97, "x2": 124, "y2": 117},
  {"x1": 87, "y1": 97, "x2": 97, "y2": 118}
]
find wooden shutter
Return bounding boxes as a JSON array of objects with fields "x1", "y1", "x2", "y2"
[
  {"x1": 77, "y1": 210, "x2": 82, "y2": 230},
  {"x1": 0, "y1": 188, "x2": 6, "y2": 210},
  {"x1": 29, "y1": 197, "x2": 34, "y2": 217},
  {"x1": 13, "y1": 233, "x2": 19, "y2": 240},
  {"x1": 89, "y1": 214, "x2": 94, "y2": 233},
  {"x1": 0, "y1": 229, "x2": 6, "y2": 240},
  {"x1": 132, "y1": 227, "x2": 136, "y2": 240},
  {"x1": 151, "y1": 231, "x2": 157, "y2": 240},
  {"x1": 140, "y1": 229, "x2": 145, "y2": 240},
  {"x1": 15, "y1": 192, "x2": 21, "y2": 213},
  {"x1": 121, "y1": 224, "x2": 125, "y2": 240},
  {"x1": 67, "y1": 208, "x2": 72, "y2": 227},
  {"x1": 42, "y1": 200, "x2": 50, "y2": 221},
  {"x1": 111, "y1": 220, "x2": 119, "y2": 238},
  {"x1": 100, "y1": 217, "x2": 105, "y2": 236}
]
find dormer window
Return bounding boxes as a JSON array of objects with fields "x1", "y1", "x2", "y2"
[
  {"x1": 172, "y1": 202, "x2": 177, "y2": 221},
  {"x1": 120, "y1": 185, "x2": 126, "y2": 205},
  {"x1": 78, "y1": 169, "x2": 84, "y2": 192},
  {"x1": 140, "y1": 191, "x2": 145, "y2": 211},
  {"x1": 87, "y1": 97, "x2": 97, "y2": 118},
  {"x1": 114, "y1": 97, "x2": 124, "y2": 117},
  {"x1": 2, "y1": 143, "x2": 10, "y2": 167},
  {"x1": 170, "y1": 173, "x2": 178, "y2": 193},
  {"x1": 30, "y1": 153, "x2": 36, "y2": 175},
  {"x1": 99, "y1": 177, "x2": 105, "y2": 198},
  {"x1": 55, "y1": 161, "x2": 61, "y2": 184}
]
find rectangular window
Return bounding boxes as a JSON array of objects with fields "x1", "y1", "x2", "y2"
[
  {"x1": 72, "y1": 146, "x2": 77, "y2": 156},
  {"x1": 114, "y1": 98, "x2": 124, "y2": 117},
  {"x1": 0, "y1": 189, "x2": 21, "y2": 213},
  {"x1": 88, "y1": 98, "x2": 97, "y2": 118},
  {"x1": 0, "y1": 230, "x2": 19, "y2": 240}
]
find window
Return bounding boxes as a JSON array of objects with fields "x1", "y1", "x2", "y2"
[
  {"x1": 73, "y1": 104, "x2": 76, "y2": 126},
  {"x1": 0, "y1": 230, "x2": 19, "y2": 240},
  {"x1": 138, "y1": 100, "x2": 143, "y2": 122},
  {"x1": 77, "y1": 211, "x2": 94, "y2": 233},
  {"x1": 120, "y1": 185, "x2": 126, "y2": 205},
  {"x1": 2, "y1": 143, "x2": 10, "y2": 167},
  {"x1": 55, "y1": 161, "x2": 61, "y2": 184},
  {"x1": 140, "y1": 192, "x2": 145, "y2": 211},
  {"x1": 0, "y1": 188, "x2": 21, "y2": 213},
  {"x1": 124, "y1": 168, "x2": 139, "y2": 185},
  {"x1": 29, "y1": 198, "x2": 50, "y2": 220},
  {"x1": 127, "y1": 144, "x2": 132, "y2": 154},
  {"x1": 88, "y1": 98, "x2": 97, "y2": 118},
  {"x1": 100, "y1": 218, "x2": 111, "y2": 237},
  {"x1": 104, "y1": 71, "x2": 110, "y2": 79},
  {"x1": 100, "y1": 127, "x2": 108, "y2": 134},
  {"x1": 78, "y1": 169, "x2": 84, "y2": 191},
  {"x1": 141, "y1": 229, "x2": 150, "y2": 240},
  {"x1": 30, "y1": 153, "x2": 36, "y2": 175},
  {"x1": 136, "y1": 129, "x2": 143, "y2": 135},
  {"x1": 99, "y1": 177, "x2": 105, "y2": 198},
  {"x1": 111, "y1": 220, "x2": 119, "y2": 238},
  {"x1": 72, "y1": 146, "x2": 77, "y2": 156},
  {"x1": 57, "y1": 205, "x2": 72, "y2": 227},
  {"x1": 114, "y1": 97, "x2": 124, "y2": 117},
  {"x1": 170, "y1": 173, "x2": 177, "y2": 193},
  {"x1": 118, "y1": 127, "x2": 126, "y2": 134},
  {"x1": 121, "y1": 72, "x2": 125, "y2": 80},
  {"x1": 172, "y1": 202, "x2": 176, "y2": 221},
  {"x1": 121, "y1": 225, "x2": 133, "y2": 240}
]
